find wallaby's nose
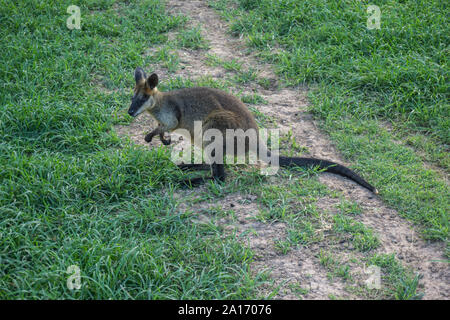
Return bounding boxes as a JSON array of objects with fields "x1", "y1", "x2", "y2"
[{"x1": 128, "y1": 109, "x2": 134, "y2": 116}]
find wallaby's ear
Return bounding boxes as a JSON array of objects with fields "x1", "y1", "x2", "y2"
[
  {"x1": 134, "y1": 67, "x2": 146, "y2": 84},
  {"x1": 146, "y1": 73, "x2": 158, "y2": 89}
]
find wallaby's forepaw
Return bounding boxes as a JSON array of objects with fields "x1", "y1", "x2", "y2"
[{"x1": 144, "y1": 133, "x2": 154, "y2": 143}]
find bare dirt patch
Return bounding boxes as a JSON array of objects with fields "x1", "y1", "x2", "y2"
[{"x1": 114, "y1": 0, "x2": 449, "y2": 299}]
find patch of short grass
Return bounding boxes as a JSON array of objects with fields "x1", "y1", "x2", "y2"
[
  {"x1": 206, "y1": 53, "x2": 243, "y2": 72},
  {"x1": 287, "y1": 282, "x2": 309, "y2": 299},
  {"x1": 280, "y1": 130, "x2": 309, "y2": 157},
  {"x1": 176, "y1": 25, "x2": 209, "y2": 50},
  {"x1": 161, "y1": 75, "x2": 231, "y2": 91},
  {"x1": 148, "y1": 46, "x2": 181, "y2": 73},
  {"x1": 239, "y1": 93, "x2": 268, "y2": 105},
  {"x1": 367, "y1": 253, "x2": 423, "y2": 300},
  {"x1": 333, "y1": 214, "x2": 380, "y2": 252},
  {"x1": 247, "y1": 106, "x2": 277, "y2": 128},
  {"x1": 336, "y1": 199, "x2": 363, "y2": 216},
  {"x1": 255, "y1": 170, "x2": 331, "y2": 222},
  {"x1": 318, "y1": 251, "x2": 353, "y2": 282},
  {"x1": 212, "y1": 0, "x2": 448, "y2": 145}
]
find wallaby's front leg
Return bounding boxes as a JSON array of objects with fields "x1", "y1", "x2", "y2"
[
  {"x1": 144, "y1": 125, "x2": 171, "y2": 145},
  {"x1": 144, "y1": 127, "x2": 159, "y2": 143},
  {"x1": 146, "y1": 112, "x2": 178, "y2": 144}
]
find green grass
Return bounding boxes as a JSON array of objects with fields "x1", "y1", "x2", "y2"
[
  {"x1": 240, "y1": 169, "x2": 381, "y2": 252},
  {"x1": 287, "y1": 282, "x2": 309, "y2": 299},
  {"x1": 280, "y1": 130, "x2": 309, "y2": 157},
  {"x1": 160, "y1": 75, "x2": 230, "y2": 92},
  {"x1": 318, "y1": 251, "x2": 353, "y2": 282},
  {"x1": 320, "y1": 117, "x2": 449, "y2": 241},
  {"x1": 149, "y1": 46, "x2": 181, "y2": 73},
  {"x1": 210, "y1": 0, "x2": 449, "y2": 241},
  {"x1": 255, "y1": 171, "x2": 330, "y2": 222},
  {"x1": 336, "y1": 199, "x2": 363, "y2": 216},
  {"x1": 176, "y1": 25, "x2": 209, "y2": 50},
  {"x1": 247, "y1": 106, "x2": 277, "y2": 128},
  {"x1": 0, "y1": 0, "x2": 267, "y2": 299},
  {"x1": 368, "y1": 253, "x2": 423, "y2": 300},
  {"x1": 205, "y1": 53, "x2": 261, "y2": 84},
  {"x1": 333, "y1": 214, "x2": 380, "y2": 252},
  {"x1": 239, "y1": 93, "x2": 268, "y2": 105},
  {"x1": 206, "y1": 53, "x2": 243, "y2": 72}
]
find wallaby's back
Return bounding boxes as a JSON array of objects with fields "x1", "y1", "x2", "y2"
[{"x1": 165, "y1": 87, "x2": 258, "y2": 135}]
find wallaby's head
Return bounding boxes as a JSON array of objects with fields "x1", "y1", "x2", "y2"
[{"x1": 128, "y1": 68, "x2": 159, "y2": 117}]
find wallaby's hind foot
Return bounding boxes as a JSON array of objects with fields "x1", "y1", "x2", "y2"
[
  {"x1": 178, "y1": 164, "x2": 211, "y2": 171},
  {"x1": 181, "y1": 164, "x2": 226, "y2": 188},
  {"x1": 181, "y1": 177, "x2": 212, "y2": 188}
]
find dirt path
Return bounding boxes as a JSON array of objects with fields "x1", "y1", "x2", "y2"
[{"x1": 115, "y1": 0, "x2": 448, "y2": 299}]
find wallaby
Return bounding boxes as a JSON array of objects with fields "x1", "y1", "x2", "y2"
[{"x1": 128, "y1": 68, "x2": 378, "y2": 194}]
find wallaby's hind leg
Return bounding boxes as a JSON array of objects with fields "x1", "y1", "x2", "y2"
[
  {"x1": 181, "y1": 116, "x2": 227, "y2": 187},
  {"x1": 181, "y1": 164, "x2": 213, "y2": 187},
  {"x1": 181, "y1": 176, "x2": 212, "y2": 187},
  {"x1": 212, "y1": 163, "x2": 225, "y2": 182},
  {"x1": 181, "y1": 163, "x2": 225, "y2": 188}
]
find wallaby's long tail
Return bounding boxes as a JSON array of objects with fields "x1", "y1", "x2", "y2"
[{"x1": 279, "y1": 156, "x2": 378, "y2": 194}]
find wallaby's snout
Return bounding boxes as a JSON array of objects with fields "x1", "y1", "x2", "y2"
[
  {"x1": 128, "y1": 99, "x2": 136, "y2": 116},
  {"x1": 128, "y1": 95, "x2": 145, "y2": 117}
]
